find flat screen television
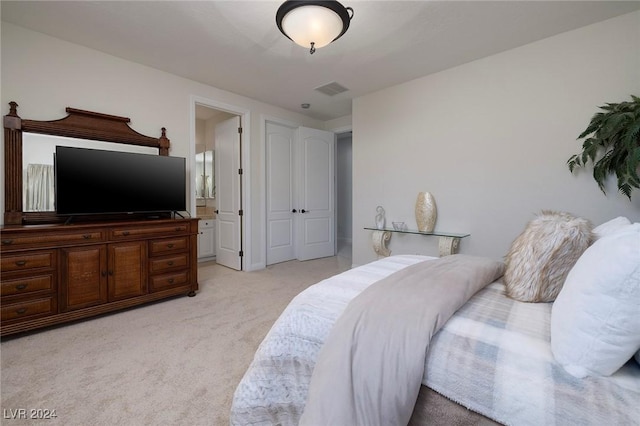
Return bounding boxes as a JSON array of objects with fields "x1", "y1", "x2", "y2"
[{"x1": 55, "y1": 146, "x2": 186, "y2": 216}]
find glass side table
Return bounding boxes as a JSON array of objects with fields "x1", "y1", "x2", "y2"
[{"x1": 364, "y1": 227, "x2": 470, "y2": 257}]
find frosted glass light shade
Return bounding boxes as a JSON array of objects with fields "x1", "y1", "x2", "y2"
[
  {"x1": 281, "y1": 5, "x2": 343, "y2": 49},
  {"x1": 276, "y1": 1, "x2": 353, "y2": 54}
]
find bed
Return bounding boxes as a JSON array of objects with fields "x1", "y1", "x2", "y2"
[{"x1": 230, "y1": 254, "x2": 640, "y2": 425}]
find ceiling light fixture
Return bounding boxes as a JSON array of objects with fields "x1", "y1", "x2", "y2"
[{"x1": 276, "y1": 0, "x2": 354, "y2": 55}]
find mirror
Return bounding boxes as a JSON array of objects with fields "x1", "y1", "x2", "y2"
[
  {"x1": 195, "y1": 150, "x2": 215, "y2": 203},
  {"x1": 3, "y1": 102, "x2": 170, "y2": 225},
  {"x1": 22, "y1": 133, "x2": 157, "y2": 212}
]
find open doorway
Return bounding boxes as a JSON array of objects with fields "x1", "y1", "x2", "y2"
[
  {"x1": 195, "y1": 105, "x2": 234, "y2": 227},
  {"x1": 191, "y1": 96, "x2": 251, "y2": 271},
  {"x1": 336, "y1": 131, "x2": 352, "y2": 263}
]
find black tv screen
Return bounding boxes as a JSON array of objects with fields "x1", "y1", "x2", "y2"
[{"x1": 55, "y1": 146, "x2": 186, "y2": 215}]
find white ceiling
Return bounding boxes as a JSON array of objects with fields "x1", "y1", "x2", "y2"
[{"x1": 2, "y1": 1, "x2": 639, "y2": 121}]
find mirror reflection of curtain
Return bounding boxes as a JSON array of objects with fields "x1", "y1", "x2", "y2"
[
  {"x1": 195, "y1": 152, "x2": 205, "y2": 199},
  {"x1": 195, "y1": 151, "x2": 215, "y2": 199},
  {"x1": 206, "y1": 175, "x2": 214, "y2": 199},
  {"x1": 25, "y1": 163, "x2": 55, "y2": 211}
]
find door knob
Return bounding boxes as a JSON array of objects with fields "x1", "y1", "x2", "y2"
[
  {"x1": 215, "y1": 210, "x2": 219, "y2": 214},
  {"x1": 292, "y1": 209, "x2": 297, "y2": 213}
]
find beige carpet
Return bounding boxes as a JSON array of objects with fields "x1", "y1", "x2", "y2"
[{"x1": 0, "y1": 256, "x2": 351, "y2": 425}]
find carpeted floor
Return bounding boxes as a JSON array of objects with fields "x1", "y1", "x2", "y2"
[{"x1": 0, "y1": 256, "x2": 351, "y2": 425}]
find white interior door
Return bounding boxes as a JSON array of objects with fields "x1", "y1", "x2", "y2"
[
  {"x1": 295, "y1": 126, "x2": 335, "y2": 261},
  {"x1": 266, "y1": 122, "x2": 296, "y2": 265},
  {"x1": 215, "y1": 116, "x2": 242, "y2": 270}
]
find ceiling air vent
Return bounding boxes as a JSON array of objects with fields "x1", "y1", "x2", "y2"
[{"x1": 314, "y1": 81, "x2": 349, "y2": 96}]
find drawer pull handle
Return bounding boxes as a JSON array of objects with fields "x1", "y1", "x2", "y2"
[
  {"x1": 122, "y1": 231, "x2": 130, "y2": 236},
  {"x1": 167, "y1": 261, "x2": 174, "y2": 266},
  {"x1": 1, "y1": 239, "x2": 13, "y2": 245},
  {"x1": 16, "y1": 308, "x2": 27, "y2": 315},
  {"x1": 175, "y1": 227, "x2": 185, "y2": 231},
  {"x1": 109, "y1": 270, "x2": 114, "y2": 276},
  {"x1": 83, "y1": 234, "x2": 92, "y2": 239},
  {"x1": 167, "y1": 243, "x2": 175, "y2": 248},
  {"x1": 101, "y1": 271, "x2": 107, "y2": 277},
  {"x1": 16, "y1": 284, "x2": 28, "y2": 291},
  {"x1": 15, "y1": 260, "x2": 27, "y2": 267},
  {"x1": 168, "y1": 278, "x2": 174, "y2": 284}
]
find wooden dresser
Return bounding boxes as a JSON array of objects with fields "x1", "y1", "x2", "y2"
[{"x1": 1, "y1": 218, "x2": 199, "y2": 336}]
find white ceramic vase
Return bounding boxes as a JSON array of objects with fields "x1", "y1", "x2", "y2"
[{"x1": 415, "y1": 192, "x2": 437, "y2": 232}]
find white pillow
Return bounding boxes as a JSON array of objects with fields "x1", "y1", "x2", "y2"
[
  {"x1": 593, "y1": 216, "x2": 632, "y2": 239},
  {"x1": 551, "y1": 224, "x2": 640, "y2": 378}
]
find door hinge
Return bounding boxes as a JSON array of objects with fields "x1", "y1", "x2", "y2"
[
  {"x1": 238, "y1": 209, "x2": 243, "y2": 216},
  {"x1": 239, "y1": 250, "x2": 244, "y2": 257},
  {"x1": 238, "y1": 168, "x2": 243, "y2": 175},
  {"x1": 238, "y1": 127, "x2": 243, "y2": 134}
]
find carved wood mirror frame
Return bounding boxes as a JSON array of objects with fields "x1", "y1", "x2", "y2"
[{"x1": 3, "y1": 101, "x2": 170, "y2": 225}]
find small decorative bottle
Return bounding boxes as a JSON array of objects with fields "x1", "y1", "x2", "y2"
[{"x1": 375, "y1": 206, "x2": 386, "y2": 230}]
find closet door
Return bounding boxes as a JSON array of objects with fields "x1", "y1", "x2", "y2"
[
  {"x1": 295, "y1": 126, "x2": 335, "y2": 261},
  {"x1": 266, "y1": 122, "x2": 296, "y2": 265}
]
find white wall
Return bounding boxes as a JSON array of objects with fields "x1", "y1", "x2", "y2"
[
  {"x1": 352, "y1": 11, "x2": 640, "y2": 266},
  {"x1": 1, "y1": 22, "x2": 324, "y2": 270},
  {"x1": 195, "y1": 119, "x2": 206, "y2": 153},
  {"x1": 325, "y1": 115, "x2": 352, "y2": 132}
]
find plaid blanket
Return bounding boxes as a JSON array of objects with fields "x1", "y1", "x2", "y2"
[{"x1": 425, "y1": 281, "x2": 640, "y2": 425}]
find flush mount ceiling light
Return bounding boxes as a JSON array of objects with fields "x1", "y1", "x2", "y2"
[{"x1": 276, "y1": 0, "x2": 354, "y2": 54}]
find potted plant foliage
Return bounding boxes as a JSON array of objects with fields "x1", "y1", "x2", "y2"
[{"x1": 568, "y1": 95, "x2": 640, "y2": 199}]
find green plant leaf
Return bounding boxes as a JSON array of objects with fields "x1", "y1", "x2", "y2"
[
  {"x1": 569, "y1": 95, "x2": 640, "y2": 199},
  {"x1": 619, "y1": 182, "x2": 632, "y2": 199}
]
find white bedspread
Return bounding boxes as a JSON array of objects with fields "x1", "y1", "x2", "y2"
[{"x1": 231, "y1": 255, "x2": 431, "y2": 425}]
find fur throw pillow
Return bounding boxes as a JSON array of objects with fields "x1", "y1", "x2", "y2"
[{"x1": 504, "y1": 211, "x2": 593, "y2": 302}]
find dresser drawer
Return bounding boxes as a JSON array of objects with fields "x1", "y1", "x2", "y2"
[
  {"x1": 111, "y1": 224, "x2": 190, "y2": 240},
  {"x1": 149, "y1": 270, "x2": 189, "y2": 292},
  {"x1": 149, "y1": 254, "x2": 189, "y2": 274},
  {"x1": 1, "y1": 274, "x2": 54, "y2": 297},
  {"x1": 149, "y1": 237, "x2": 189, "y2": 256},
  {"x1": 1, "y1": 231, "x2": 104, "y2": 250},
  {"x1": 1, "y1": 251, "x2": 55, "y2": 273},
  {"x1": 1, "y1": 297, "x2": 56, "y2": 322}
]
